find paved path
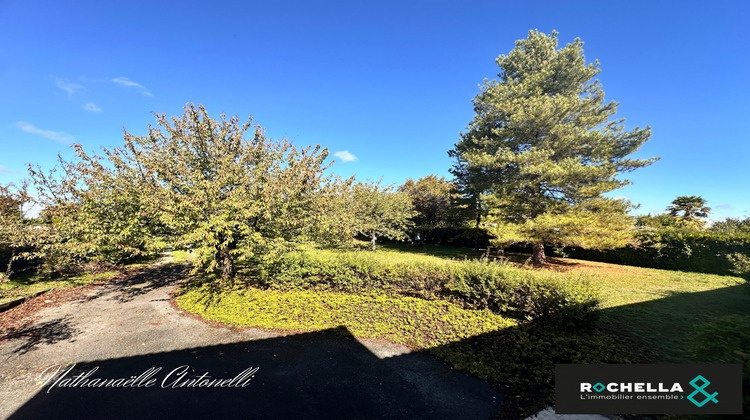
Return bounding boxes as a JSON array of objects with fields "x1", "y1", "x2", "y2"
[{"x1": 0, "y1": 256, "x2": 505, "y2": 419}]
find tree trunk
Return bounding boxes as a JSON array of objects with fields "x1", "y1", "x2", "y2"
[
  {"x1": 219, "y1": 246, "x2": 235, "y2": 283},
  {"x1": 215, "y1": 235, "x2": 236, "y2": 284},
  {"x1": 474, "y1": 202, "x2": 481, "y2": 252},
  {"x1": 4, "y1": 249, "x2": 15, "y2": 281},
  {"x1": 532, "y1": 242, "x2": 546, "y2": 265},
  {"x1": 370, "y1": 234, "x2": 377, "y2": 251}
]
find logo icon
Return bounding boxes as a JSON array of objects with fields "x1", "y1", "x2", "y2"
[{"x1": 687, "y1": 375, "x2": 719, "y2": 407}]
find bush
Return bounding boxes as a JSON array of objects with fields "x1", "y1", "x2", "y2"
[
  {"x1": 445, "y1": 260, "x2": 599, "y2": 323},
  {"x1": 727, "y1": 252, "x2": 750, "y2": 277},
  {"x1": 252, "y1": 247, "x2": 599, "y2": 322}
]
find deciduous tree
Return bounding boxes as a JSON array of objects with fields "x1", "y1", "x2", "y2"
[
  {"x1": 30, "y1": 104, "x2": 346, "y2": 284},
  {"x1": 399, "y1": 175, "x2": 455, "y2": 232},
  {"x1": 0, "y1": 183, "x2": 35, "y2": 281},
  {"x1": 352, "y1": 180, "x2": 415, "y2": 251}
]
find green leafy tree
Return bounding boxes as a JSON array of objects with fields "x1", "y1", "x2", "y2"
[
  {"x1": 635, "y1": 213, "x2": 681, "y2": 229},
  {"x1": 446, "y1": 162, "x2": 489, "y2": 251},
  {"x1": 352, "y1": 180, "x2": 415, "y2": 251},
  {"x1": 450, "y1": 30, "x2": 656, "y2": 263},
  {"x1": 0, "y1": 183, "x2": 36, "y2": 281},
  {"x1": 29, "y1": 147, "x2": 163, "y2": 271},
  {"x1": 666, "y1": 196, "x2": 711, "y2": 229},
  {"x1": 710, "y1": 217, "x2": 750, "y2": 235},
  {"x1": 398, "y1": 175, "x2": 455, "y2": 232},
  {"x1": 31, "y1": 104, "x2": 346, "y2": 284}
]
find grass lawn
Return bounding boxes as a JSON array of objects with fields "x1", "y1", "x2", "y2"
[
  {"x1": 0, "y1": 255, "x2": 163, "y2": 306},
  {"x1": 378, "y1": 242, "x2": 749, "y2": 359},
  {"x1": 563, "y1": 258, "x2": 749, "y2": 363},
  {"x1": 0, "y1": 271, "x2": 119, "y2": 305}
]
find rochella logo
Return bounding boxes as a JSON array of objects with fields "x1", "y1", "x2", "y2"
[
  {"x1": 580, "y1": 382, "x2": 683, "y2": 393},
  {"x1": 687, "y1": 375, "x2": 719, "y2": 407},
  {"x1": 580, "y1": 374, "x2": 720, "y2": 408}
]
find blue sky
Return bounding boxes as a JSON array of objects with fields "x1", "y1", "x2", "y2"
[{"x1": 1, "y1": 0, "x2": 748, "y2": 220}]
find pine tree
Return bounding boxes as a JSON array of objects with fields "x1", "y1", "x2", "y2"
[{"x1": 450, "y1": 30, "x2": 656, "y2": 263}]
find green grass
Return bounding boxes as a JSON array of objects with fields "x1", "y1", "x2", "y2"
[
  {"x1": 0, "y1": 270, "x2": 120, "y2": 305},
  {"x1": 0, "y1": 254, "x2": 167, "y2": 305},
  {"x1": 177, "y1": 286, "x2": 516, "y2": 348},
  {"x1": 375, "y1": 240, "x2": 484, "y2": 259},
  {"x1": 253, "y1": 244, "x2": 598, "y2": 321},
  {"x1": 372, "y1": 245, "x2": 750, "y2": 362},
  {"x1": 170, "y1": 250, "x2": 195, "y2": 264},
  {"x1": 562, "y1": 258, "x2": 749, "y2": 363}
]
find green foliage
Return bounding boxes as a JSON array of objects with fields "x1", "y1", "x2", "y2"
[
  {"x1": 252, "y1": 247, "x2": 599, "y2": 321},
  {"x1": 0, "y1": 182, "x2": 50, "y2": 279},
  {"x1": 710, "y1": 217, "x2": 750, "y2": 235},
  {"x1": 635, "y1": 213, "x2": 681, "y2": 229},
  {"x1": 666, "y1": 195, "x2": 711, "y2": 229},
  {"x1": 564, "y1": 229, "x2": 750, "y2": 277},
  {"x1": 446, "y1": 260, "x2": 599, "y2": 322},
  {"x1": 28, "y1": 144, "x2": 169, "y2": 272},
  {"x1": 176, "y1": 286, "x2": 516, "y2": 349},
  {"x1": 351, "y1": 180, "x2": 415, "y2": 250},
  {"x1": 726, "y1": 252, "x2": 750, "y2": 277},
  {"x1": 255, "y1": 247, "x2": 454, "y2": 296},
  {"x1": 485, "y1": 197, "x2": 637, "y2": 251},
  {"x1": 398, "y1": 175, "x2": 456, "y2": 232},
  {"x1": 30, "y1": 104, "x2": 349, "y2": 284},
  {"x1": 449, "y1": 30, "x2": 655, "y2": 263},
  {"x1": 0, "y1": 264, "x2": 125, "y2": 303}
]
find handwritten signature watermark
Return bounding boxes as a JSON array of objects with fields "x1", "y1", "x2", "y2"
[{"x1": 38, "y1": 364, "x2": 259, "y2": 393}]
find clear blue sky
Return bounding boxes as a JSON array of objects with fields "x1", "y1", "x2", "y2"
[{"x1": 1, "y1": 0, "x2": 748, "y2": 220}]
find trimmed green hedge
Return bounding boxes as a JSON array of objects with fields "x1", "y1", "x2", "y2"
[
  {"x1": 251, "y1": 248, "x2": 599, "y2": 322},
  {"x1": 563, "y1": 230, "x2": 750, "y2": 277}
]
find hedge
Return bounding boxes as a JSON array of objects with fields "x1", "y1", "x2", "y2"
[
  {"x1": 251, "y1": 248, "x2": 599, "y2": 322},
  {"x1": 562, "y1": 230, "x2": 750, "y2": 277}
]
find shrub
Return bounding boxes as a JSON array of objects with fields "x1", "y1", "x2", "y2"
[
  {"x1": 254, "y1": 248, "x2": 451, "y2": 297},
  {"x1": 727, "y1": 252, "x2": 750, "y2": 277},
  {"x1": 445, "y1": 260, "x2": 599, "y2": 323},
  {"x1": 252, "y1": 248, "x2": 599, "y2": 322}
]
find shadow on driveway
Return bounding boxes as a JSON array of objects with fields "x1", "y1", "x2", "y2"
[
  {"x1": 3, "y1": 316, "x2": 80, "y2": 356},
  {"x1": 10, "y1": 326, "x2": 503, "y2": 419}
]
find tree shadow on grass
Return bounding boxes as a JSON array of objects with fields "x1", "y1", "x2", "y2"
[{"x1": 133, "y1": 261, "x2": 750, "y2": 417}]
